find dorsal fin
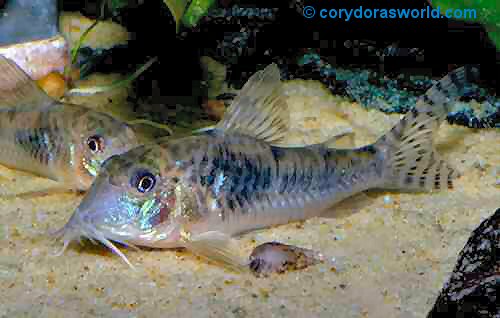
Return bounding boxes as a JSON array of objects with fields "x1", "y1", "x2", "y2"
[
  {"x1": 214, "y1": 63, "x2": 289, "y2": 144},
  {"x1": 0, "y1": 54, "x2": 55, "y2": 109}
]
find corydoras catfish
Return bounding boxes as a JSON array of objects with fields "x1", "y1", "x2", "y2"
[
  {"x1": 0, "y1": 55, "x2": 138, "y2": 191},
  {"x1": 54, "y1": 63, "x2": 477, "y2": 271}
]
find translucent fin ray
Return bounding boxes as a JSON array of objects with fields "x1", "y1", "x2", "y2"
[
  {"x1": 376, "y1": 66, "x2": 478, "y2": 192},
  {"x1": 214, "y1": 64, "x2": 289, "y2": 144},
  {"x1": 181, "y1": 230, "x2": 249, "y2": 273},
  {"x1": 0, "y1": 54, "x2": 55, "y2": 109}
]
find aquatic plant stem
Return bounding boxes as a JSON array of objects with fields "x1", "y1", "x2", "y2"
[{"x1": 67, "y1": 57, "x2": 158, "y2": 96}]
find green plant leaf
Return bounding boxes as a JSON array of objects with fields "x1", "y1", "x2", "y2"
[
  {"x1": 484, "y1": 24, "x2": 499, "y2": 50},
  {"x1": 163, "y1": 0, "x2": 189, "y2": 31},
  {"x1": 182, "y1": 0, "x2": 216, "y2": 28},
  {"x1": 107, "y1": 0, "x2": 130, "y2": 11},
  {"x1": 429, "y1": 0, "x2": 499, "y2": 49},
  {"x1": 67, "y1": 57, "x2": 158, "y2": 95}
]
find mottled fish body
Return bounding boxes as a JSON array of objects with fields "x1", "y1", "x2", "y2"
[
  {"x1": 56, "y1": 63, "x2": 477, "y2": 270},
  {"x1": 123, "y1": 133, "x2": 385, "y2": 238},
  {"x1": 0, "y1": 55, "x2": 138, "y2": 190}
]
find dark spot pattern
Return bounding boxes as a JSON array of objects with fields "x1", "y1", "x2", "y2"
[
  {"x1": 15, "y1": 128, "x2": 57, "y2": 165},
  {"x1": 199, "y1": 144, "x2": 275, "y2": 216},
  {"x1": 192, "y1": 135, "x2": 381, "y2": 224}
]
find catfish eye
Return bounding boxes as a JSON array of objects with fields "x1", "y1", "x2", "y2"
[
  {"x1": 132, "y1": 170, "x2": 156, "y2": 193},
  {"x1": 87, "y1": 135, "x2": 104, "y2": 153}
]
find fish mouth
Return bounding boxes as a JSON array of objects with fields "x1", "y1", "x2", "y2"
[{"x1": 51, "y1": 212, "x2": 139, "y2": 269}]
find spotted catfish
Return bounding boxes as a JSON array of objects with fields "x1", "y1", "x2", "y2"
[
  {"x1": 0, "y1": 55, "x2": 138, "y2": 191},
  {"x1": 54, "y1": 63, "x2": 477, "y2": 271}
]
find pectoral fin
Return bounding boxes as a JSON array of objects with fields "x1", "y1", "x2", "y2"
[{"x1": 181, "y1": 230, "x2": 249, "y2": 273}]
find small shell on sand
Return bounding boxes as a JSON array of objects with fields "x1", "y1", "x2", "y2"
[{"x1": 249, "y1": 242, "x2": 323, "y2": 276}]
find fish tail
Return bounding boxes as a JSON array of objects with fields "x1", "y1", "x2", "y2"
[{"x1": 375, "y1": 66, "x2": 478, "y2": 191}]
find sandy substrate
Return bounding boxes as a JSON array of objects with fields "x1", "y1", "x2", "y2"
[{"x1": 0, "y1": 79, "x2": 499, "y2": 318}]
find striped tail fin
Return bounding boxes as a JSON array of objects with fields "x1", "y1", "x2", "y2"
[{"x1": 375, "y1": 66, "x2": 478, "y2": 192}]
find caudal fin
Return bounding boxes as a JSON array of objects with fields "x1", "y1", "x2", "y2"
[{"x1": 376, "y1": 66, "x2": 478, "y2": 192}]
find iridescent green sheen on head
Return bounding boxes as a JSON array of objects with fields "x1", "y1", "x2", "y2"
[
  {"x1": 137, "y1": 197, "x2": 162, "y2": 230},
  {"x1": 55, "y1": 139, "x2": 205, "y2": 266}
]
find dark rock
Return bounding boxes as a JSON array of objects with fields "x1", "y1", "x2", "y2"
[{"x1": 428, "y1": 208, "x2": 499, "y2": 317}]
